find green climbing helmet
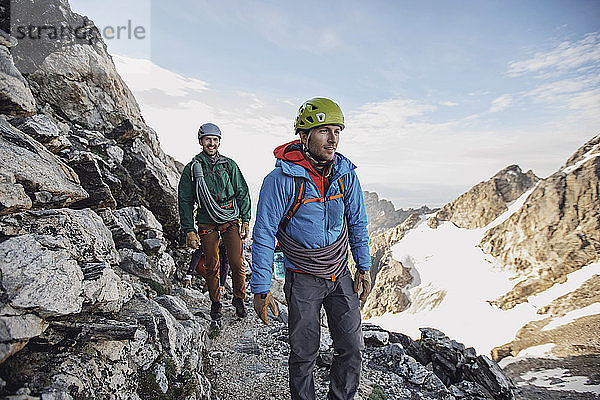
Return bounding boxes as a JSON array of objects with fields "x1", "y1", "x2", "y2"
[{"x1": 294, "y1": 97, "x2": 345, "y2": 134}]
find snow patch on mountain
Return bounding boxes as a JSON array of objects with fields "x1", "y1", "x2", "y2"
[{"x1": 366, "y1": 187, "x2": 600, "y2": 356}]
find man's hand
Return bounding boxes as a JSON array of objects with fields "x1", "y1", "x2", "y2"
[
  {"x1": 186, "y1": 232, "x2": 200, "y2": 249},
  {"x1": 353, "y1": 269, "x2": 371, "y2": 301},
  {"x1": 240, "y1": 221, "x2": 250, "y2": 240},
  {"x1": 183, "y1": 274, "x2": 192, "y2": 288},
  {"x1": 253, "y1": 293, "x2": 279, "y2": 325}
]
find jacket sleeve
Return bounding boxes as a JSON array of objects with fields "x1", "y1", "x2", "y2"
[
  {"x1": 229, "y1": 160, "x2": 251, "y2": 222},
  {"x1": 343, "y1": 170, "x2": 371, "y2": 271},
  {"x1": 250, "y1": 171, "x2": 290, "y2": 294},
  {"x1": 177, "y1": 163, "x2": 197, "y2": 234}
]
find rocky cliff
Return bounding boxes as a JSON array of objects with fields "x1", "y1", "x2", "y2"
[
  {"x1": 4, "y1": 0, "x2": 181, "y2": 243},
  {"x1": 0, "y1": 1, "x2": 211, "y2": 398},
  {"x1": 480, "y1": 135, "x2": 600, "y2": 310}
]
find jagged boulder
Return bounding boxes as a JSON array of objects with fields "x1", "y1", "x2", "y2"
[
  {"x1": 480, "y1": 135, "x2": 600, "y2": 309},
  {"x1": 68, "y1": 151, "x2": 118, "y2": 209},
  {"x1": 9, "y1": 114, "x2": 70, "y2": 154},
  {"x1": 364, "y1": 327, "x2": 515, "y2": 400},
  {"x1": 0, "y1": 171, "x2": 32, "y2": 216},
  {"x1": 120, "y1": 135, "x2": 181, "y2": 243},
  {"x1": 432, "y1": 165, "x2": 538, "y2": 229},
  {"x1": 0, "y1": 118, "x2": 88, "y2": 208},
  {"x1": 0, "y1": 208, "x2": 119, "y2": 264},
  {"x1": 7, "y1": 0, "x2": 182, "y2": 243},
  {"x1": 0, "y1": 36, "x2": 36, "y2": 117},
  {"x1": 28, "y1": 43, "x2": 145, "y2": 133}
]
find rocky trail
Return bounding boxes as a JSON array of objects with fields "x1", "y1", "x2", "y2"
[{"x1": 200, "y1": 277, "x2": 516, "y2": 400}]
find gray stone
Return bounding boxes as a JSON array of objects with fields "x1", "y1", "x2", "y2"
[
  {"x1": 0, "y1": 119, "x2": 88, "y2": 208},
  {"x1": 154, "y1": 295, "x2": 194, "y2": 320},
  {"x1": 27, "y1": 44, "x2": 144, "y2": 133},
  {"x1": 0, "y1": 29, "x2": 18, "y2": 48},
  {"x1": 0, "y1": 208, "x2": 119, "y2": 265},
  {"x1": 96, "y1": 208, "x2": 142, "y2": 250},
  {"x1": 113, "y1": 206, "x2": 163, "y2": 235},
  {"x1": 119, "y1": 139, "x2": 181, "y2": 243},
  {"x1": 152, "y1": 362, "x2": 169, "y2": 393},
  {"x1": 170, "y1": 288, "x2": 209, "y2": 308},
  {"x1": 118, "y1": 249, "x2": 174, "y2": 290},
  {"x1": 68, "y1": 152, "x2": 117, "y2": 209},
  {"x1": 0, "y1": 182, "x2": 32, "y2": 215},
  {"x1": 81, "y1": 267, "x2": 134, "y2": 313},
  {"x1": 0, "y1": 313, "x2": 48, "y2": 341},
  {"x1": 0, "y1": 234, "x2": 84, "y2": 316},
  {"x1": 0, "y1": 46, "x2": 36, "y2": 116},
  {"x1": 119, "y1": 295, "x2": 208, "y2": 370},
  {"x1": 466, "y1": 356, "x2": 515, "y2": 400},
  {"x1": 9, "y1": 114, "x2": 70, "y2": 154},
  {"x1": 49, "y1": 317, "x2": 138, "y2": 341},
  {"x1": 363, "y1": 330, "x2": 390, "y2": 347},
  {"x1": 143, "y1": 238, "x2": 163, "y2": 253}
]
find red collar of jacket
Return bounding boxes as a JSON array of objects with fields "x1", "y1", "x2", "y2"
[{"x1": 273, "y1": 140, "x2": 334, "y2": 197}]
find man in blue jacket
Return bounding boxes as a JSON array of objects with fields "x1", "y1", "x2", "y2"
[{"x1": 251, "y1": 97, "x2": 372, "y2": 400}]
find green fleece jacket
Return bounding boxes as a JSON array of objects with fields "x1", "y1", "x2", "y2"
[{"x1": 178, "y1": 152, "x2": 251, "y2": 233}]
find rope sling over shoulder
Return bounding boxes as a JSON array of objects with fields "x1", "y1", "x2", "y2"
[
  {"x1": 275, "y1": 176, "x2": 349, "y2": 281},
  {"x1": 191, "y1": 155, "x2": 240, "y2": 225}
]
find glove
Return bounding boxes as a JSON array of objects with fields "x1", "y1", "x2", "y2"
[
  {"x1": 240, "y1": 221, "x2": 250, "y2": 240},
  {"x1": 353, "y1": 269, "x2": 371, "y2": 301},
  {"x1": 253, "y1": 293, "x2": 279, "y2": 325},
  {"x1": 186, "y1": 231, "x2": 200, "y2": 249}
]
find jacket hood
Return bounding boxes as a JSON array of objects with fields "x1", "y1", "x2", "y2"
[{"x1": 272, "y1": 140, "x2": 356, "y2": 181}]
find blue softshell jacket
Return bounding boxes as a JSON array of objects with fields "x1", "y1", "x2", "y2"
[{"x1": 250, "y1": 140, "x2": 371, "y2": 294}]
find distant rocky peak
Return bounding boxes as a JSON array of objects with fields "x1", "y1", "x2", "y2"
[
  {"x1": 491, "y1": 165, "x2": 539, "y2": 203},
  {"x1": 363, "y1": 190, "x2": 435, "y2": 236},
  {"x1": 430, "y1": 165, "x2": 539, "y2": 230},
  {"x1": 561, "y1": 133, "x2": 600, "y2": 174}
]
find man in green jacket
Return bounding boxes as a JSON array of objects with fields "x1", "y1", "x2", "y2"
[{"x1": 178, "y1": 123, "x2": 251, "y2": 320}]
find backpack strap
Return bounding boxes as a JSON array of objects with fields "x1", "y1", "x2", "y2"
[
  {"x1": 278, "y1": 177, "x2": 346, "y2": 232},
  {"x1": 278, "y1": 177, "x2": 305, "y2": 232}
]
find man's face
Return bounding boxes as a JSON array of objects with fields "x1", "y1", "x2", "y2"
[
  {"x1": 200, "y1": 135, "x2": 220, "y2": 156},
  {"x1": 300, "y1": 124, "x2": 341, "y2": 163}
]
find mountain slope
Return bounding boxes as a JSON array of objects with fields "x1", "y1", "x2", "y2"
[{"x1": 480, "y1": 134, "x2": 600, "y2": 310}]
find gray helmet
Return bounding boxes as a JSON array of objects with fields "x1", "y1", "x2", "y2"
[{"x1": 198, "y1": 123, "x2": 222, "y2": 139}]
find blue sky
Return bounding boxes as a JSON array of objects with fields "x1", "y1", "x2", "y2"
[{"x1": 69, "y1": 0, "x2": 600, "y2": 208}]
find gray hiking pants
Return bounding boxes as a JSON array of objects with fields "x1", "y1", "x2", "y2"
[{"x1": 284, "y1": 267, "x2": 364, "y2": 400}]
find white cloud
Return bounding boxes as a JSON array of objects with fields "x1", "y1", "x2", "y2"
[
  {"x1": 440, "y1": 101, "x2": 458, "y2": 107},
  {"x1": 507, "y1": 32, "x2": 600, "y2": 77},
  {"x1": 488, "y1": 94, "x2": 512, "y2": 113}
]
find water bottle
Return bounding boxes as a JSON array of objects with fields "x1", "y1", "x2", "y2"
[{"x1": 273, "y1": 249, "x2": 285, "y2": 281}]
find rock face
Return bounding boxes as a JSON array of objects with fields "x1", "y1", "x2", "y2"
[
  {"x1": 6, "y1": 0, "x2": 182, "y2": 243},
  {"x1": 0, "y1": 118, "x2": 88, "y2": 208},
  {"x1": 431, "y1": 165, "x2": 538, "y2": 229},
  {"x1": 0, "y1": 1, "x2": 212, "y2": 398},
  {"x1": 0, "y1": 45, "x2": 36, "y2": 116},
  {"x1": 480, "y1": 135, "x2": 600, "y2": 309}
]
